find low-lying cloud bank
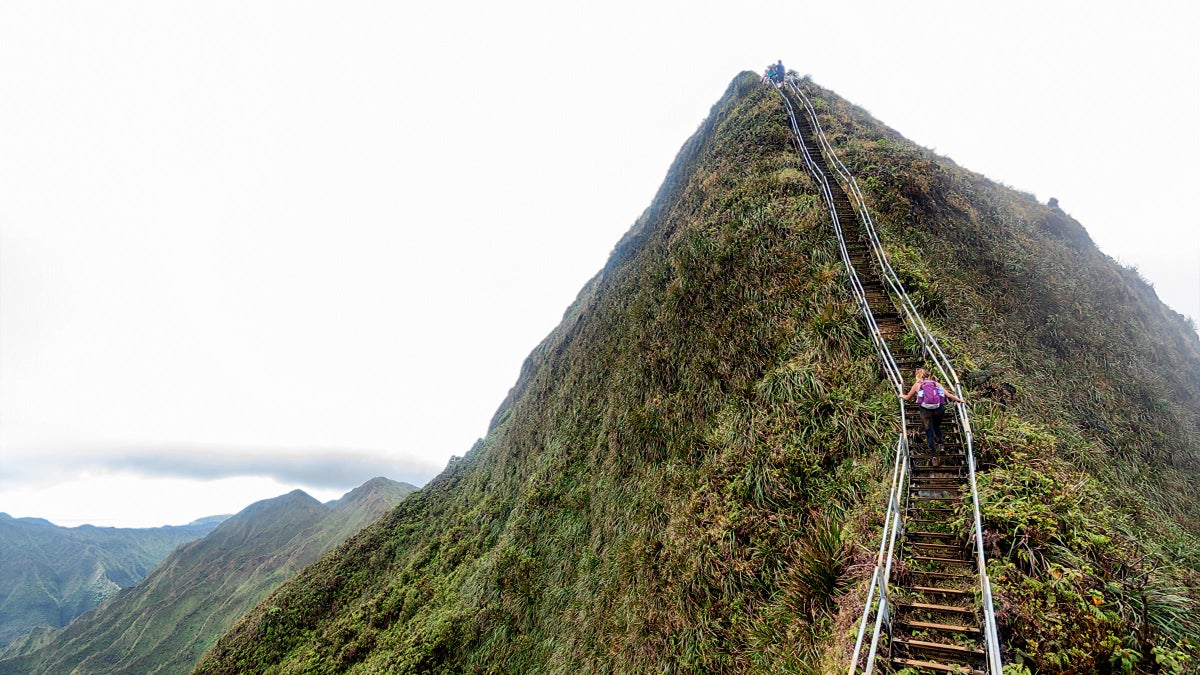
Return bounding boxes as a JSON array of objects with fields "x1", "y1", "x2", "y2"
[{"x1": 1, "y1": 443, "x2": 444, "y2": 491}]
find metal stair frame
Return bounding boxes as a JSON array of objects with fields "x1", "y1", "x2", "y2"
[{"x1": 776, "y1": 79, "x2": 1003, "y2": 674}]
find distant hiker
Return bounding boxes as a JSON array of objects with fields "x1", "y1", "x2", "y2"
[
  {"x1": 763, "y1": 61, "x2": 785, "y2": 86},
  {"x1": 900, "y1": 368, "x2": 965, "y2": 460},
  {"x1": 771, "y1": 60, "x2": 785, "y2": 85}
]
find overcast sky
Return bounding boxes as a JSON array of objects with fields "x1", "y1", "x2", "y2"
[{"x1": 2, "y1": 1, "x2": 1197, "y2": 527}]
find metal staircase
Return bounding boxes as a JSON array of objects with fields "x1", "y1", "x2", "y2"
[
  {"x1": 773, "y1": 78, "x2": 1002, "y2": 674},
  {"x1": 893, "y1": 402, "x2": 986, "y2": 674}
]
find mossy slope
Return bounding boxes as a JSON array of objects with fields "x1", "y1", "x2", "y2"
[{"x1": 195, "y1": 73, "x2": 1200, "y2": 674}]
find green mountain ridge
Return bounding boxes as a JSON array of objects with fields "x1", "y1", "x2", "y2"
[
  {"x1": 0, "y1": 478, "x2": 416, "y2": 675},
  {"x1": 0, "y1": 512, "x2": 224, "y2": 649},
  {"x1": 190, "y1": 72, "x2": 1195, "y2": 672}
]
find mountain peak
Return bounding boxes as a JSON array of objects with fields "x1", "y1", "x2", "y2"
[
  {"x1": 328, "y1": 477, "x2": 417, "y2": 512},
  {"x1": 194, "y1": 72, "x2": 1200, "y2": 673}
]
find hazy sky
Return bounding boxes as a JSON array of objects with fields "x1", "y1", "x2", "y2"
[{"x1": 3, "y1": 1, "x2": 1197, "y2": 527}]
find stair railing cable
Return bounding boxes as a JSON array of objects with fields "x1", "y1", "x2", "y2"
[
  {"x1": 774, "y1": 85, "x2": 911, "y2": 675},
  {"x1": 784, "y1": 78, "x2": 1003, "y2": 674}
]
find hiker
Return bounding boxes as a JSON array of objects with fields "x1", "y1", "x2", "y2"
[
  {"x1": 900, "y1": 367, "x2": 965, "y2": 458},
  {"x1": 762, "y1": 62, "x2": 778, "y2": 84},
  {"x1": 771, "y1": 60, "x2": 785, "y2": 85}
]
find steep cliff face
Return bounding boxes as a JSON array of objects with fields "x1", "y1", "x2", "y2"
[{"x1": 196, "y1": 73, "x2": 1199, "y2": 674}]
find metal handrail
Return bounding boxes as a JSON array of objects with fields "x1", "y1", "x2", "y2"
[
  {"x1": 791, "y1": 87, "x2": 960, "y2": 393},
  {"x1": 782, "y1": 78, "x2": 1002, "y2": 674},
  {"x1": 774, "y1": 85, "x2": 911, "y2": 675},
  {"x1": 775, "y1": 89, "x2": 904, "y2": 394}
]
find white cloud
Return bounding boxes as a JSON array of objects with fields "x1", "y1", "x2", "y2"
[
  {"x1": 1, "y1": 1, "x2": 1196, "y2": 526},
  {"x1": 0, "y1": 473, "x2": 347, "y2": 528}
]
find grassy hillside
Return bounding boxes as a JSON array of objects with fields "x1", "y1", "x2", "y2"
[
  {"x1": 0, "y1": 479, "x2": 415, "y2": 675},
  {"x1": 0, "y1": 513, "x2": 221, "y2": 648},
  {"x1": 195, "y1": 73, "x2": 1199, "y2": 674},
  {"x1": 795, "y1": 77, "x2": 1200, "y2": 672}
]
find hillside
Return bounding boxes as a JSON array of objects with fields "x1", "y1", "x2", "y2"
[
  {"x1": 0, "y1": 512, "x2": 223, "y2": 648},
  {"x1": 0, "y1": 478, "x2": 415, "y2": 675},
  {"x1": 195, "y1": 72, "x2": 1199, "y2": 674}
]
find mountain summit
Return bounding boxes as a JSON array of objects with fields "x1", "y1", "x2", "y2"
[{"x1": 196, "y1": 73, "x2": 1199, "y2": 673}]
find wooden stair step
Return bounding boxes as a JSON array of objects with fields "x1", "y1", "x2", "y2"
[
  {"x1": 896, "y1": 618, "x2": 981, "y2": 635},
  {"x1": 911, "y1": 467, "x2": 964, "y2": 476},
  {"x1": 910, "y1": 569, "x2": 974, "y2": 581},
  {"x1": 910, "y1": 542, "x2": 965, "y2": 555},
  {"x1": 890, "y1": 657, "x2": 983, "y2": 675},
  {"x1": 898, "y1": 601, "x2": 975, "y2": 615},
  {"x1": 894, "y1": 637, "x2": 985, "y2": 657},
  {"x1": 910, "y1": 555, "x2": 974, "y2": 566},
  {"x1": 908, "y1": 508, "x2": 955, "y2": 515},
  {"x1": 910, "y1": 585, "x2": 972, "y2": 596},
  {"x1": 908, "y1": 530, "x2": 960, "y2": 540}
]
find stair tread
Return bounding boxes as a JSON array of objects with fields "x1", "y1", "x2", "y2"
[
  {"x1": 910, "y1": 569, "x2": 974, "y2": 580},
  {"x1": 896, "y1": 618, "x2": 981, "y2": 634},
  {"x1": 890, "y1": 657, "x2": 983, "y2": 674},
  {"x1": 910, "y1": 585, "x2": 972, "y2": 595},
  {"x1": 911, "y1": 543, "x2": 965, "y2": 552},
  {"x1": 910, "y1": 555, "x2": 972, "y2": 565},
  {"x1": 898, "y1": 600, "x2": 975, "y2": 613},
  {"x1": 894, "y1": 637, "x2": 985, "y2": 656}
]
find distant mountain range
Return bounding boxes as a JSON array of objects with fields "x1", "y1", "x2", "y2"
[
  {"x1": 0, "y1": 512, "x2": 225, "y2": 648},
  {"x1": 0, "y1": 477, "x2": 416, "y2": 674}
]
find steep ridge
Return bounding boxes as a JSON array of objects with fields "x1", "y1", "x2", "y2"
[
  {"x1": 780, "y1": 83, "x2": 992, "y2": 673},
  {"x1": 0, "y1": 479, "x2": 414, "y2": 675},
  {"x1": 197, "y1": 73, "x2": 1200, "y2": 674},
  {"x1": 0, "y1": 513, "x2": 223, "y2": 648},
  {"x1": 790, "y1": 77, "x2": 1200, "y2": 672},
  {"x1": 198, "y1": 71, "x2": 900, "y2": 673}
]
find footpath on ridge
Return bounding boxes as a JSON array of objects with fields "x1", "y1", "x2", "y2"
[{"x1": 777, "y1": 80, "x2": 995, "y2": 675}]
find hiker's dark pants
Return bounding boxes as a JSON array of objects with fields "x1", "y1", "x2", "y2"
[{"x1": 920, "y1": 405, "x2": 945, "y2": 453}]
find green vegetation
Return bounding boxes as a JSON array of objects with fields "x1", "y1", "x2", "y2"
[
  {"x1": 0, "y1": 512, "x2": 222, "y2": 649},
  {"x1": 800, "y1": 79, "x2": 1200, "y2": 672},
  {"x1": 195, "y1": 73, "x2": 1199, "y2": 674},
  {"x1": 0, "y1": 479, "x2": 414, "y2": 675}
]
